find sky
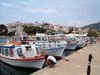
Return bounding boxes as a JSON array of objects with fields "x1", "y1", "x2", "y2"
[{"x1": 0, "y1": 0, "x2": 100, "y2": 26}]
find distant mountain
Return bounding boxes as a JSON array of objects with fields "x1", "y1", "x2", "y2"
[{"x1": 83, "y1": 22, "x2": 100, "y2": 30}]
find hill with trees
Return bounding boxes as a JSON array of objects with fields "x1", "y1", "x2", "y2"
[{"x1": 83, "y1": 22, "x2": 100, "y2": 30}]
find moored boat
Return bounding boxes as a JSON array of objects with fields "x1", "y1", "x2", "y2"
[
  {"x1": 30, "y1": 34, "x2": 66, "y2": 57},
  {"x1": 65, "y1": 34, "x2": 78, "y2": 50},
  {"x1": 0, "y1": 44, "x2": 45, "y2": 69}
]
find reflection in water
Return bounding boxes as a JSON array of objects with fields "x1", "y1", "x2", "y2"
[{"x1": 0, "y1": 61, "x2": 39, "y2": 75}]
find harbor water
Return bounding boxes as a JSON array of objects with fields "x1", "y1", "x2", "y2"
[{"x1": 0, "y1": 61, "x2": 39, "y2": 75}]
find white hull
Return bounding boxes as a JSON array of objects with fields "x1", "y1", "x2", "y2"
[
  {"x1": 77, "y1": 43, "x2": 84, "y2": 48},
  {"x1": 0, "y1": 56, "x2": 45, "y2": 69},
  {"x1": 77, "y1": 42, "x2": 86, "y2": 48},
  {"x1": 66, "y1": 43, "x2": 77, "y2": 50},
  {"x1": 77, "y1": 38, "x2": 86, "y2": 48},
  {"x1": 46, "y1": 47, "x2": 65, "y2": 56}
]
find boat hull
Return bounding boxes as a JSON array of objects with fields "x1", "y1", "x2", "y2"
[
  {"x1": 66, "y1": 43, "x2": 77, "y2": 50},
  {"x1": 45, "y1": 47, "x2": 65, "y2": 57},
  {"x1": 76, "y1": 42, "x2": 86, "y2": 48},
  {"x1": 0, "y1": 56, "x2": 45, "y2": 69}
]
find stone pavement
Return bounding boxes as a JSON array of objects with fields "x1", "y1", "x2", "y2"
[{"x1": 31, "y1": 43, "x2": 100, "y2": 75}]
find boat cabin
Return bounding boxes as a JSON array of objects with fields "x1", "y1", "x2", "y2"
[{"x1": 0, "y1": 44, "x2": 42, "y2": 59}]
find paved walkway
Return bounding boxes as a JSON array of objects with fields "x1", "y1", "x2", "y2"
[{"x1": 31, "y1": 43, "x2": 100, "y2": 75}]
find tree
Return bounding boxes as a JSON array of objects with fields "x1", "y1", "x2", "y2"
[
  {"x1": 23, "y1": 26, "x2": 36, "y2": 35},
  {"x1": 8, "y1": 30, "x2": 16, "y2": 36},
  {"x1": 87, "y1": 30, "x2": 98, "y2": 37},
  {"x1": 23, "y1": 26, "x2": 47, "y2": 35},
  {"x1": 35, "y1": 26, "x2": 47, "y2": 33},
  {"x1": 0, "y1": 24, "x2": 8, "y2": 36},
  {"x1": 46, "y1": 29, "x2": 55, "y2": 35}
]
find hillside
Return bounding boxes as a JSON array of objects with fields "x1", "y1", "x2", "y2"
[{"x1": 83, "y1": 22, "x2": 100, "y2": 30}]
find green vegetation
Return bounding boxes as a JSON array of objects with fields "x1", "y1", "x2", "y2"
[
  {"x1": 46, "y1": 29, "x2": 55, "y2": 35},
  {"x1": 83, "y1": 22, "x2": 100, "y2": 30},
  {"x1": 23, "y1": 26, "x2": 47, "y2": 35},
  {"x1": 87, "y1": 30, "x2": 98, "y2": 37},
  {"x1": 8, "y1": 30, "x2": 16, "y2": 36},
  {"x1": 0, "y1": 24, "x2": 8, "y2": 36}
]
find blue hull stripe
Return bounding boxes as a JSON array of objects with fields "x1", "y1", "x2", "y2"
[{"x1": 0, "y1": 46, "x2": 15, "y2": 48}]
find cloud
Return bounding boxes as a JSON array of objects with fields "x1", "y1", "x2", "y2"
[
  {"x1": 0, "y1": 2, "x2": 13, "y2": 7},
  {"x1": 25, "y1": 7, "x2": 58, "y2": 14},
  {"x1": 16, "y1": 1, "x2": 32, "y2": 6},
  {"x1": 0, "y1": 2, "x2": 20, "y2": 8}
]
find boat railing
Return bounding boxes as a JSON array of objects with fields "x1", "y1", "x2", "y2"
[{"x1": 35, "y1": 40, "x2": 65, "y2": 49}]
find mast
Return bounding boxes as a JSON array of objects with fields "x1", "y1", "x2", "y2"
[{"x1": 73, "y1": 26, "x2": 76, "y2": 35}]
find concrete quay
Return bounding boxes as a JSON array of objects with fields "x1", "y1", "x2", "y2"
[{"x1": 31, "y1": 43, "x2": 100, "y2": 75}]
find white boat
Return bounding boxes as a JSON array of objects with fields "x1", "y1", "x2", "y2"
[
  {"x1": 65, "y1": 34, "x2": 78, "y2": 50},
  {"x1": 66, "y1": 43, "x2": 77, "y2": 50},
  {"x1": 65, "y1": 28, "x2": 87, "y2": 50},
  {"x1": 75, "y1": 34, "x2": 87, "y2": 48},
  {"x1": 0, "y1": 42, "x2": 45, "y2": 69},
  {"x1": 76, "y1": 37, "x2": 86, "y2": 48},
  {"x1": 29, "y1": 34, "x2": 66, "y2": 57},
  {"x1": 35, "y1": 41, "x2": 66, "y2": 56},
  {"x1": 45, "y1": 46, "x2": 65, "y2": 56},
  {"x1": 34, "y1": 41, "x2": 66, "y2": 57}
]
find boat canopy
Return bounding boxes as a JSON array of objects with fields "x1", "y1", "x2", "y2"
[{"x1": 66, "y1": 34, "x2": 76, "y2": 40}]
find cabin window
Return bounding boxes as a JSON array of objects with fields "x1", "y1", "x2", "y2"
[
  {"x1": 2, "y1": 48, "x2": 5, "y2": 55},
  {"x1": 42, "y1": 37, "x2": 46, "y2": 41},
  {"x1": 23, "y1": 36, "x2": 28, "y2": 40},
  {"x1": 36, "y1": 47, "x2": 40, "y2": 54},
  {"x1": 3, "y1": 48, "x2": 5, "y2": 55},
  {"x1": 36, "y1": 37, "x2": 41, "y2": 41},
  {"x1": 17, "y1": 48, "x2": 23, "y2": 57},
  {"x1": 10, "y1": 48, "x2": 14, "y2": 57},
  {"x1": 5, "y1": 48, "x2": 9, "y2": 56},
  {"x1": 26, "y1": 42, "x2": 29, "y2": 45},
  {"x1": 25, "y1": 46, "x2": 32, "y2": 51},
  {"x1": 0, "y1": 48, "x2": 3, "y2": 54},
  {"x1": 0, "y1": 48, "x2": 1, "y2": 54}
]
